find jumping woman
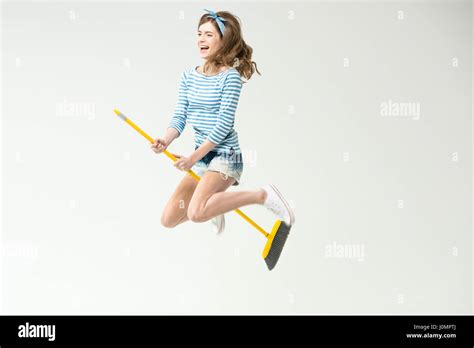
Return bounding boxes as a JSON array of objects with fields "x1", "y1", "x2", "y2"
[{"x1": 151, "y1": 9, "x2": 295, "y2": 234}]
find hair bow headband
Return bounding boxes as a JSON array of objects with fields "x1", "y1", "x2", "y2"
[{"x1": 203, "y1": 9, "x2": 226, "y2": 35}]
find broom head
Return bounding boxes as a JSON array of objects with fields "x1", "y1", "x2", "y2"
[{"x1": 262, "y1": 220, "x2": 291, "y2": 270}]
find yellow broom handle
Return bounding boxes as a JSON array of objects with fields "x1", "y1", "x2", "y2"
[{"x1": 114, "y1": 109, "x2": 269, "y2": 238}]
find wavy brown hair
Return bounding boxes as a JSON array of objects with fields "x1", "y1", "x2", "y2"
[{"x1": 198, "y1": 10, "x2": 261, "y2": 82}]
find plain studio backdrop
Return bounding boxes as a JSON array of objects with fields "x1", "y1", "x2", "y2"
[{"x1": 0, "y1": 0, "x2": 472, "y2": 314}]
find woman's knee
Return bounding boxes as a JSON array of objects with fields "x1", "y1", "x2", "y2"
[
  {"x1": 187, "y1": 205, "x2": 207, "y2": 223},
  {"x1": 160, "y1": 212, "x2": 180, "y2": 228}
]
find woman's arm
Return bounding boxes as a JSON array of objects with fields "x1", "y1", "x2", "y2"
[
  {"x1": 167, "y1": 70, "x2": 189, "y2": 143},
  {"x1": 189, "y1": 139, "x2": 217, "y2": 163},
  {"x1": 163, "y1": 127, "x2": 180, "y2": 146},
  {"x1": 152, "y1": 71, "x2": 188, "y2": 155}
]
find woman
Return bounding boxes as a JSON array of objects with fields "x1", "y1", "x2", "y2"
[{"x1": 151, "y1": 9, "x2": 295, "y2": 234}]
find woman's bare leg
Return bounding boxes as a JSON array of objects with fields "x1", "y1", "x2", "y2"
[
  {"x1": 187, "y1": 171, "x2": 266, "y2": 223},
  {"x1": 161, "y1": 173, "x2": 199, "y2": 228}
]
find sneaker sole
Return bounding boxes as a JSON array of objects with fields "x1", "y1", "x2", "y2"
[
  {"x1": 216, "y1": 215, "x2": 225, "y2": 234},
  {"x1": 269, "y1": 184, "x2": 295, "y2": 226}
]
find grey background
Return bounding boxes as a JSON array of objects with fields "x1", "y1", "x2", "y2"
[{"x1": 0, "y1": 0, "x2": 472, "y2": 314}]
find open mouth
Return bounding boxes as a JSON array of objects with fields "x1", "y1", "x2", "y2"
[{"x1": 200, "y1": 46, "x2": 209, "y2": 53}]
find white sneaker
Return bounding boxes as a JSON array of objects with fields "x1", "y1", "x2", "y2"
[
  {"x1": 262, "y1": 184, "x2": 295, "y2": 226},
  {"x1": 211, "y1": 214, "x2": 225, "y2": 234}
]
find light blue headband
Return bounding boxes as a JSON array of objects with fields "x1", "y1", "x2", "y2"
[{"x1": 203, "y1": 9, "x2": 226, "y2": 36}]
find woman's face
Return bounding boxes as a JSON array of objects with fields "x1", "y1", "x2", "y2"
[{"x1": 197, "y1": 21, "x2": 221, "y2": 60}]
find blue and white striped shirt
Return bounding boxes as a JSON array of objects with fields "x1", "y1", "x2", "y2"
[{"x1": 168, "y1": 66, "x2": 243, "y2": 155}]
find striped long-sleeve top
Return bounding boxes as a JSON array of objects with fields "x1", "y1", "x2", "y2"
[{"x1": 168, "y1": 66, "x2": 243, "y2": 155}]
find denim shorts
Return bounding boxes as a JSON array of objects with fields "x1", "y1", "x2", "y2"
[{"x1": 191, "y1": 146, "x2": 244, "y2": 186}]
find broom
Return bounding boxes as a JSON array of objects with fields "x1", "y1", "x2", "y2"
[{"x1": 113, "y1": 109, "x2": 291, "y2": 270}]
